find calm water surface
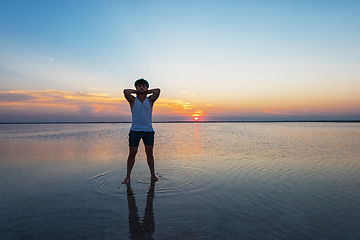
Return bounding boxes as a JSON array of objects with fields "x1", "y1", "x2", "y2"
[{"x1": 0, "y1": 122, "x2": 359, "y2": 239}]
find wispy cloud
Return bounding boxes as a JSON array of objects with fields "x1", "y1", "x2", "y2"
[
  {"x1": 262, "y1": 108, "x2": 354, "y2": 116},
  {"x1": 192, "y1": 110, "x2": 203, "y2": 117},
  {"x1": 0, "y1": 90, "x2": 129, "y2": 117},
  {"x1": 1, "y1": 90, "x2": 358, "y2": 122},
  {"x1": 0, "y1": 90, "x2": 204, "y2": 121},
  {"x1": 155, "y1": 98, "x2": 194, "y2": 115},
  {"x1": 263, "y1": 109, "x2": 311, "y2": 116},
  {"x1": 0, "y1": 92, "x2": 36, "y2": 102}
]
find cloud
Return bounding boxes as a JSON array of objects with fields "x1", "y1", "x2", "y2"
[
  {"x1": 192, "y1": 110, "x2": 203, "y2": 117},
  {"x1": 2, "y1": 90, "x2": 357, "y2": 122},
  {"x1": 0, "y1": 92, "x2": 36, "y2": 102},
  {"x1": 262, "y1": 108, "x2": 353, "y2": 116},
  {"x1": 77, "y1": 105, "x2": 95, "y2": 116},
  {"x1": 155, "y1": 98, "x2": 194, "y2": 114},
  {"x1": 0, "y1": 90, "x2": 129, "y2": 117},
  {"x1": 0, "y1": 90, "x2": 204, "y2": 122},
  {"x1": 49, "y1": 58, "x2": 53, "y2": 61}
]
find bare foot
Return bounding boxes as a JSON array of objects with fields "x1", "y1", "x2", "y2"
[
  {"x1": 122, "y1": 177, "x2": 131, "y2": 184},
  {"x1": 151, "y1": 175, "x2": 159, "y2": 181}
]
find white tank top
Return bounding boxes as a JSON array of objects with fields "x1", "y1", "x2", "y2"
[{"x1": 130, "y1": 97, "x2": 153, "y2": 132}]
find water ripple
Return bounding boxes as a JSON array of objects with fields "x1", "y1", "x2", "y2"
[{"x1": 88, "y1": 171, "x2": 125, "y2": 195}]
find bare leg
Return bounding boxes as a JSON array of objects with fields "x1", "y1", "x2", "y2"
[
  {"x1": 122, "y1": 146, "x2": 138, "y2": 184},
  {"x1": 145, "y1": 145, "x2": 158, "y2": 181}
]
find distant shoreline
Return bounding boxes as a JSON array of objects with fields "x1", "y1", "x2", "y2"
[{"x1": 1, "y1": 120, "x2": 359, "y2": 124}]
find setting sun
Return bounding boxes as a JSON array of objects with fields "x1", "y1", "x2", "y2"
[{"x1": 193, "y1": 117, "x2": 199, "y2": 121}]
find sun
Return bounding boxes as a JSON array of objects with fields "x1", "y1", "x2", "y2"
[{"x1": 193, "y1": 117, "x2": 199, "y2": 121}]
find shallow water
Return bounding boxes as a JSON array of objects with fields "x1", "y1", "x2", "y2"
[{"x1": 1, "y1": 122, "x2": 359, "y2": 239}]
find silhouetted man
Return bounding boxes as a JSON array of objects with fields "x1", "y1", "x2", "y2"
[{"x1": 122, "y1": 78, "x2": 160, "y2": 184}]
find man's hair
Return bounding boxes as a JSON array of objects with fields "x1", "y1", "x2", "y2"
[{"x1": 134, "y1": 78, "x2": 149, "y2": 88}]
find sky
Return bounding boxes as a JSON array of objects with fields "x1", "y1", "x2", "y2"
[{"x1": 1, "y1": 0, "x2": 360, "y2": 122}]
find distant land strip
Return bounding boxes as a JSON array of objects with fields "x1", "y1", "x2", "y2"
[{"x1": 1, "y1": 120, "x2": 359, "y2": 124}]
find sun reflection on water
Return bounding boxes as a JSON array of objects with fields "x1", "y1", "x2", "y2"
[{"x1": 193, "y1": 122, "x2": 200, "y2": 154}]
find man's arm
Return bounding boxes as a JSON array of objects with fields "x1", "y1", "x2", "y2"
[
  {"x1": 123, "y1": 89, "x2": 136, "y2": 104},
  {"x1": 148, "y1": 88, "x2": 161, "y2": 104}
]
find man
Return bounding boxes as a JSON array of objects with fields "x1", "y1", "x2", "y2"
[{"x1": 122, "y1": 78, "x2": 161, "y2": 184}]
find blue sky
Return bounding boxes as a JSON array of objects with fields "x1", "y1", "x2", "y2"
[{"x1": 1, "y1": 0, "x2": 360, "y2": 122}]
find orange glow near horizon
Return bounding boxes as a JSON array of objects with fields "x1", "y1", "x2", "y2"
[{"x1": 0, "y1": 90, "x2": 359, "y2": 121}]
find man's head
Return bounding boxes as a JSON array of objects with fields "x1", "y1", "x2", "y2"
[
  {"x1": 135, "y1": 78, "x2": 149, "y2": 88},
  {"x1": 134, "y1": 78, "x2": 149, "y2": 94}
]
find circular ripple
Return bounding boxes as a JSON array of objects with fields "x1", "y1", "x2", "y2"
[
  {"x1": 88, "y1": 171, "x2": 125, "y2": 195},
  {"x1": 87, "y1": 160, "x2": 237, "y2": 196},
  {"x1": 155, "y1": 163, "x2": 223, "y2": 196}
]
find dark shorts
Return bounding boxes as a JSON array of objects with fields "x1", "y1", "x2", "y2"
[{"x1": 129, "y1": 131, "x2": 155, "y2": 147}]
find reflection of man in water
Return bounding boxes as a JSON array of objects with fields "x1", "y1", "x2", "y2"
[
  {"x1": 126, "y1": 182, "x2": 155, "y2": 239},
  {"x1": 122, "y1": 78, "x2": 160, "y2": 184}
]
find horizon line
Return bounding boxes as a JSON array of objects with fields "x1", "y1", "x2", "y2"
[{"x1": 1, "y1": 120, "x2": 360, "y2": 124}]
